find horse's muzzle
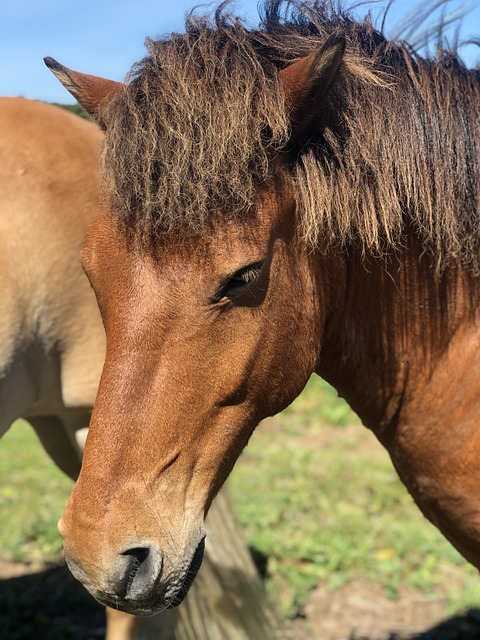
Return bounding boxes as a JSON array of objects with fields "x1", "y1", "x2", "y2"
[{"x1": 64, "y1": 536, "x2": 206, "y2": 615}]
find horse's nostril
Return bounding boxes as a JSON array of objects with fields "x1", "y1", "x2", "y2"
[
  {"x1": 117, "y1": 546, "x2": 152, "y2": 598},
  {"x1": 122, "y1": 546, "x2": 150, "y2": 565}
]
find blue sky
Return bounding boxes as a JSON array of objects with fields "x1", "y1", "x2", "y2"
[{"x1": 2, "y1": 0, "x2": 480, "y2": 103}]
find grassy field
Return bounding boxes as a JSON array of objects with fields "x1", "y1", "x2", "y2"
[
  {"x1": 0, "y1": 422, "x2": 72, "y2": 563},
  {"x1": 228, "y1": 377, "x2": 480, "y2": 618},
  {"x1": 0, "y1": 376, "x2": 479, "y2": 625}
]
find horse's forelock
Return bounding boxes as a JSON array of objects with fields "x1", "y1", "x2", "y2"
[{"x1": 100, "y1": 10, "x2": 291, "y2": 242}]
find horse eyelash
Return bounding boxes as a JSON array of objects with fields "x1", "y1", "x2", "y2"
[
  {"x1": 236, "y1": 264, "x2": 262, "y2": 284},
  {"x1": 215, "y1": 262, "x2": 264, "y2": 302}
]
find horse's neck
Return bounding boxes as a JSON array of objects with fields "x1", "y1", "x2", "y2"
[
  {"x1": 317, "y1": 246, "x2": 480, "y2": 568},
  {"x1": 316, "y1": 247, "x2": 480, "y2": 445}
]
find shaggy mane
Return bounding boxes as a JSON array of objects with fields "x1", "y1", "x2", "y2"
[{"x1": 101, "y1": 0, "x2": 480, "y2": 271}]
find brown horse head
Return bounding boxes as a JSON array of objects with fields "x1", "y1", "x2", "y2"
[
  {"x1": 63, "y1": 197, "x2": 328, "y2": 614},
  {"x1": 46, "y1": 12, "x2": 346, "y2": 614},
  {"x1": 46, "y1": 0, "x2": 480, "y2": 617}
]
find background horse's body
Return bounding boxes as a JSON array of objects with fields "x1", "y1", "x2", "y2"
[
  {"x1": 0, "y1": 98, "x2": 104, "y2": 472},
  {"x1": 45, "y1": 0, "x2": 480, "y2": 621},
  {"x1": 0, "y1": 96, "x2": 123, "y2": 634},
  {"x1": 0, "y1": 97, "x2": 276, "y2": 640}
]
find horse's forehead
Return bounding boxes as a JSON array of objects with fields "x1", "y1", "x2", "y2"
[
  {"x1": 156, "y1": 213, "x2": 277, "y2": 273},
  {"x1": 84, "y1": 205, "x2": 276, "y2": 276}
]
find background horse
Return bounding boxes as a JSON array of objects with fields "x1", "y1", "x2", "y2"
[
  {"x1": 46, "y1": 0, "x2": 480, "y2": 621},
  {"x1": 0, "y1": 97, "x2": 136, "y2": 639},
  {"x1": 0, "y1": 97, "x2": 104, "y2": 479},
  {"x1": 0, "y1": 98, "x2": 276, "y2": 639}
]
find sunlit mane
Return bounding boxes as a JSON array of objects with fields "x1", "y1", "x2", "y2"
[{"x1": 101, "y1": 0, "x2": 480, "y2": 271}]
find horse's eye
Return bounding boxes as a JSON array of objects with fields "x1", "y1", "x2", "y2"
[{"x1": 218, "y1": 262, "x2": 264, "y2": 300}]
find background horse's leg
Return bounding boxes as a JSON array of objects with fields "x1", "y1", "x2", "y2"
[
  {"x1": 105, "y1": 609, "x2": 138, "y2": 640},
  {"x1": 29, "y1": 416, "x2": 83, "y2": 481}
]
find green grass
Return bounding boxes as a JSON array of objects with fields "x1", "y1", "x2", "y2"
[
  {"x1": 227, "y1": 375, "x2": 480, "y2": 618},
  {"x1": 0, "y1": 377, "x2": 479, "y2": 623},
  {"x1": 0, "y1": 421, "x2": 72, "y2": 562}
]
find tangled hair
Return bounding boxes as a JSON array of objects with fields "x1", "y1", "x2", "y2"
[
  {"x1": 101, "y1": 8, "x2": 290, "y2": 236},
  {"x1": 101, "y1": 0, "x2": 480, "y2": 271}
]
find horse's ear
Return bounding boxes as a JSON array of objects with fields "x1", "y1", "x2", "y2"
[
  {"x1": 280, "y1": 34, "x2": 345, "y2": 135},
  {"x1": 44, "y1": 57, "x2": 122, "y2": 128}
]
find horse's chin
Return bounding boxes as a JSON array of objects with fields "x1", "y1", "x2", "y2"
[{"x1": 166, "y1": 537, "x2": 206, "y2": 608}]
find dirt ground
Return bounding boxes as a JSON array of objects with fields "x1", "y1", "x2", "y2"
[
  {"x1": 1, "y1": 559, "x2": 480, "y2": 639},
  {"x1": 289, "y1": 580, "x2": 480, "y2": 639}
]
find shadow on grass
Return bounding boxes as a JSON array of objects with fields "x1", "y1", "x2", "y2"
[
  {"x1": 0, "y1": 563, "x2": 105, "y2": 639},
  {"x1": 352, "y1": 609, "x2": 480, "y2": 640},
  {"x1": 1, "y1": 562, "x2": 480, "y2": 640},
  {"x1": 410, "y1": 609, "x2": 480, "y2": 640}
]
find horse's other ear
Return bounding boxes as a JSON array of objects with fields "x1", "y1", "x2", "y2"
[
  {"x1": 280, "y1": 34, "x2": 345, "y2": 135},
  {"x1": 44, "y1": 57, "x2": 122, "y2": 128}
]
